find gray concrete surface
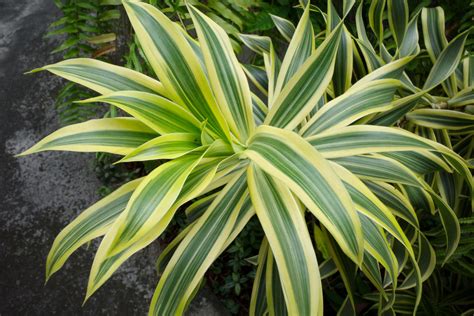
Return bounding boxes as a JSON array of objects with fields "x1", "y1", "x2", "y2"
[{"x1": 0, "y1": 1, "x2": 227, "y2": 315}]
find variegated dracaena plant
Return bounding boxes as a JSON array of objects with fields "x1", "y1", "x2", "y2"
[
  {"x1": 19, "y1": 0, "x2": 473, "y2": 315},
  {"x1": 298, "y1": 0, "x2": 473, "y2": 313}
]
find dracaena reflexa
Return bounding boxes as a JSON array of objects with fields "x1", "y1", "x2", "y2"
[
  {"x1": 20, "y1": 1, "x2": 472, "y2": 315},
  {"x1": 334, "y1": 0, "x2": 473, "y2": 313}
]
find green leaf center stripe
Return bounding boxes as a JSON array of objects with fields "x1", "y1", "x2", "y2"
[
  {"x1": 302, "y1": 81, "x2": 398, "y2": 136},
  {"x1": 364, "y1": 181, "x2": 419, "y2": 228},
  {"x1": 190, "y1": 7, "x2": 253, "y2": 140},
  {"x1": 308, "y1": 127, "x2": 435, "y2": 157},
  {"x1": 274, "y1": 6, "x2": 313, "y2": 98},
  {"x1": 246, "y1": 127, "x2": 362, "y2": 262},
  {"x1": 266, "y1": 28, "x2": 340, "y2": 128},
  {"x1": 86, "y1": 154, "x2": 226, "y2": 298},
  {"x1": 46, "y1": 178, "x2": 143, "y2": 279},
  {"x1": 332, "y1": 155, "x2": 422, "y2": 187},
  {"x1": 41, "y1": 130, "x2": 156, "y2": 150},
  {"x1": 248, "y1": 165, "x2": 320, "y2": 315},
  {"x1": 422, "y1": 7, "x2": 447, "y2": 61},
  {"x1": 50, "y1": 193, "x2": 130, "y2": 269},
  {"x1": 114, "y1": 158, "x2": 198, "y2": 247},
  {"x1": 127, "y1": 3, "x2": 228, "y2": 140},
  {"x1": 51, "y1": 65, "x2": 158, "y2": 94},
  {"x1": 151, "y1": 172, "x2": 248, "y2": 314},
  {"x1": 84, "y1": 93, "x2": 201, "y2": 134},
  {"x1": 118, "y1": 133, "x2": 201, "y2": 163},
  {"x1": 407, "y1": 109, "x2": 474, "y2": 130}
]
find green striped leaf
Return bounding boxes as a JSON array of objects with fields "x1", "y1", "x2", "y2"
[
  {"x1": 448, "y1": 87, "x2": 474, "y2": 107},
  {"x1": 245, "y1": 125, "x2": 363, "y2": 263},
  {"x1": 118, "y1": 133, "x2": 201, "y2": 163},
  {"x1": 270, "y1": 14, "x2": 295, "y2": 42},
  {"x1": 388, "y1": 0, "x2": 408, "y2": 47},
  {"x1": 431, "y1": 193, "x2": 461, "y2": 263},
  {"x1": 358, "y1": 213, "x2": 399, "y2": 299},
  {"x1": 365, "y1": 181, "x2": 419, "y2": 228},
  {"x1": 307, "y1": 125, "x2": 444, "y2": 159},
  {"x1": 265, "y1": 248, "x2": 288, "y2": 316},
  {"x1": 264, "y1": 24, "x2": 342, "y2": 129},
  {"x1": 248, "y1": 164, "x2": 322, "y2": 315},
  {"x1": 301, "y1": 79, "x2": 401, "y2": 136},
  {"x1": 421, "y1": 6, "x2": 463, "y2": 95},
  {"x1": 398, "y1": 14, "x2": 420, "y2": 58},
  {"x1": 252, "y1": 94, "x2": 268, "y2": 126},
  {"x1": 86, "y1": 154, "x2": 225, "y2": 298},
  {"x1": 422, "y1": 7, "x2": 448, "y2": 63},
  {"x1": 407, "y1": 109, "x2": 474, "y2": 130},
  {"x1": 330, "y1": 162, "x2": 413, "y2": 254},
  {"x1": 243, "y1": 64, "x2": 268, "y2": 96},
  {"x1": 188, "y1": 5, "x2": 254, "y2": 142},
  {"x1": 355, "y1": 2, "x2": 376, "y2": 55},
  {"x1": 239, "y1": 34, "x2": 271, "y2": 55},
  {"x1": 353, "y1": 56, "x2": 415, "y2": 87},
  {"x1": 369, "y1": 0, "x2": 386, "y2": 44},
  {"x1": 332, "y1": 154, "x2": 425, "y2": 187},
  {"x1": 156, "y1": 223, "x2": 194, "y2": 274},
  {"x1": 423, "y1": 30, "x2": 469, "y2": 91},
  {"x1": 18, "y1": 118, "x2": 156, "y2": 156},
  {"x1": 46, "y1": 178, "x2": 142, "y2": 279},
  {"x1": 399, "y1": 232, "x2": 435, "y2": 289},
  {"x1": 273, "y1": 3, "x2": 314, "y2": 100},
  {"x1": 79, "y1": 91, "x2": 201, "y2": 135},
  {"x1": 149, "y1": 171, "x2": 248, "y2": 315},
  {"x1": 322, "y1": 228, "x2": 358, "y2": 310},
  {"x1": 124, "y1": 1, "x2": 230, "y2": 141},
  {"x1": 239, "y1": 34, "x2": 280, "y2": 106},
  {"x1": 370, "y1": 92, "x2": 424, "y2": 126},
  {"x1": 29, "y1": 58, "x2": 167, "y2": 96},
  {"x1": 382, "y1": 150, "x2": 452, "y2": 174},
  {"x1": 328, "y1": 1, "x2": 353, "y2": 96},
  {"x1": 250, "y1": 239, "x2": 269, "y2": 316},
  {"x1": 105, "y1": 153, "x2": 205, "y2": 256}
]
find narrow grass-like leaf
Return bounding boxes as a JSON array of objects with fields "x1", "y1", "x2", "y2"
[
  {"x1": 30, "y1": 58, "x2": 167, "y2": 96},
  {"x1": 250, "y1": 239, "x2": 269, "y2": 316},
  {"x1": 369, "y1": 0, "x2": 386, "y2": 44},
  {"x1": 86, "y1": 154, "x2": 225, "y2": 298},
  {"x1": 388, "y1": 0, "x2": 408, "y2": 47},
  {"x1": 149, "y1": 171, "x2": 248, "y2": 315},
  {"x1": 79, "y1": 91, "x2": 201, "y2": 135},
  {"x1": 248, "y1": 164, "x2": 322, "y2": 315},
  {"x1": 423, "y1": 31, "x2": 469, "y2": 91},
  {"x1": 243, "y1": 65, "x2": 268, "y2": 96},
  {"x1": 407, "y1": 109, "x2": 474, "y2": 130},
  {"x1": 46, "y1": 178, "x2": 142, "y2": 279},
  {"x1": 307, "y1": 125, "x2": 442, "y2": 158},
  {"x1": 270, "y1": 14, "x2": 296, "y2": 42},
  {"x1": 118, "y1": 133, "x2": 201, "y2": 163},
  {"x1": 273, "y1": 3, "x2": 314, "y2": 100},
  {"x1": 328, "y1": 1, "x2": 353, "y2": 96},
  {"x1": 188, "y1": 5, "x2": 254, "y2": 141},
  {"x1": 332, "y1": 154, "x2": 425, "y2": 187},
  {"x1": 398, "y1": 14, "x2": 419, "y2": 58},
  {"x1": 265, "y1": 249, "x2": 288, "y2": 316},
  {"x1": 106, "y1": 154, "x2": 205, "y2": 255},
  {"x1": 301, "y1": 79, "x2": 400, "y2": 136},
  {"x1": 18, "y1": 118, "x2": 156, "y2": 156},
  {"x1": 330, "y1": 163, "x2": 413, "y2": 255},
  {"x1": 265, "y1": 24, "x2": 342, "y2": 129}
]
